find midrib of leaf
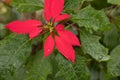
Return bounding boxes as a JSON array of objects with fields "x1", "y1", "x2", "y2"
[
  {"x1": 80, "y1": 30, "x2": 91, "y2": 40},
  {"x1": 0, "y1": 33, "x2": 17, "y2": 45},
  {"x1": 14, "y1": 39, "x2": 30, "y2": 55},
  {"x1": 6, "y1": 39, "x2": 30, "y2": 66},
  {"x1": 0, "y1": 34, "x2": 30, "y2": 66}
]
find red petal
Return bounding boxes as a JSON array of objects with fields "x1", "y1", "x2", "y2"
[
  {"x1": 54, "y1": 14, "x2": 70, "y2": 22},
  {"x1": 29, "y1": 29, "x2": 42, "y2": 39},
  {"x1": 44, "y1": 34, "x2": 55, "y2": 57},
  {"x1": 44, "y1": 0, "x2": 52, "y2": 22},
  {"x1": 55, "y1": 36, "x2": 75, "y2": 62},
  {"x1": 51, "y1": 0, "x2": 64, "y2": 20},
  {"x1": 55, "y1": 24, "x2": 64, "y2": 30},
  {"x1": 25, "y1": 20, "x2": 42, "y2": 29},
  {"x1": 5, "y1": 20, "x2": 42, "y2": 39},
  {"x1": 57, "y1": 30, "x2": 80, "y2": 46}
]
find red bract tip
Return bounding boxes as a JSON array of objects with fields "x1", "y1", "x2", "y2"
[
  {"x1": 54, "y1": 14, "x2": 70, "y2": 22},
  {"x1": 5, "y1": 20, "x2": 43, "y2": 39},
  {"x1": 57, "y1": 30, "x2": 80, "y2": 46},
  {"x1": 44, "y1": 0, "x2": 52, "y2": 22},
  {"x1": 55, "y1": 36, "x2": 75, "y2": 62},
  {"x1": 44, "y1": 0, "x2": 70, "y2": 22},
  {"x1": 51, "y1": 0, "x2": 64, "y2": 19},
  {"x1": 44, "y1": 34, "x2": 55, "y2": 57},
  {"x1": 55, "y1": 24, "x2": 80, "y2": 46}
]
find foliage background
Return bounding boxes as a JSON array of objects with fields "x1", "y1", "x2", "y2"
[{"x1": 0, "y1": 0, "x2": 120, "y2": 80}]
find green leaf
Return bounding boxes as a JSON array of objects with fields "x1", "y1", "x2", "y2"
[
  {"x1": 5, "y1": 66, "x2": 27, "y2": 80},
  {"x1": 0, "y1": 24, "x2": 6, "y2": 39},
  {"x1": 64, "y1": 0, "x2": 85, "y2": 13},
  {"x1": 26, "y1": 50, "x2": 52, "y2": 80},
  {"x1": 0, "y1": 24, "x2": 4, "y2": 30},
  {"x1": 11, "y1": 0, "x2": 43, "y2": 12},
  {"x1": 80, "y1": 31, "x2": 110, "y2": 62},
  {"x1": 108, "y1": 0, "x2": 120, "y2": 5},
  {"x1": 72, "y1": 6, "x2": 110, "y2": 32},
  {"x1": 91, "y1": 0, "x2": 110, "y2": 10},
  {"x1": 103, "y1": 24, "x2": 120, "y2": 49},
  {"x1": 55, "y1": 54, "x2": 90, "y2": 80},
  {"x1": 0, "y1": 34, "x2": 31, "y2": 79},
  {"x1": 107, "y1": 45, "x2": 120, "y2": 77}
]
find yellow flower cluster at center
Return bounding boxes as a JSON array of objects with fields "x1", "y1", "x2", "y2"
[{"x1": 44, "y1": 22, "x2": 54, "y2": 32}]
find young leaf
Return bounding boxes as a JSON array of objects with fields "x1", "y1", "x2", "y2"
[{"x1": 80, "y1": 31, "x2": 110, "y2": 62}]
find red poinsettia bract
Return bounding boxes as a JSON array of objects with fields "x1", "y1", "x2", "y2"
[
  {"x1": 5, "y1": 0, "x2": 80, "y2": 62},
  {"x1": 44, "y1": 24, "x2": 80, "y2": 62}
]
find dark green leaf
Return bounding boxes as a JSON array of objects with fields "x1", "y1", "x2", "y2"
[
  {"x1": 107, "y1": 45, "x2": 120, "y2": 77},
  {"x1": 55, "y1": 54, "x2": 90, "y2": 80},
  {"x1": 80, "y1": 31, "x2": 110, "y2": 62},
  {"x1": 11, "y1": 0, "x2": 43, "y2": 12},
  {"x1": 64, "y1": 0, "x2": 85, "y2": 13},
  {"x1": 0, "y1": 24, "x2": 6, "y2": 39},
  {"x1": 0, "y1": 34, "x2": 31, "y2": 79},
  {"x1": 72, "y1": 6, "x2": 110, "y2": 32},
  {"x1": 26, "y1": 50, "x2": 52, "y2": 80},
  {"x1": 103, "y1": 24, "x2": 120, "y2": 49},
  {"x1": 5, "y1": 66, "x2": 27, "y2": 80}
]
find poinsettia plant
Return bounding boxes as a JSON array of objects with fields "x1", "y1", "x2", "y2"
[
  {"x1": 5, "y1": 0, "x2": 80, "y2": 62},
  {"x1": 0, "y1": 0, "x2": 120, "y2": 80}
]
